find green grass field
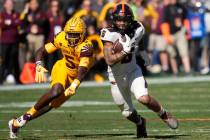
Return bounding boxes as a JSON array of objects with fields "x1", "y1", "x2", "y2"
[{"x1": 0, "y1": 82, "x2": 210, "y2": 140}]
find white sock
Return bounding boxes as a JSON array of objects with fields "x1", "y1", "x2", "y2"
[{"x1": 15, "y1": 115, "x2": 27, "y2": 127}]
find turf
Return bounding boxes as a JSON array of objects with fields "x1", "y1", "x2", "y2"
[{"x1": 0, "y1": 82, "x2": 210, "y2": 140}]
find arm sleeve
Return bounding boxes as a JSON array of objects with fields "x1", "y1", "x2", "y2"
[{"x1": 44, "y1": 33, "x2": 61, "y2": 53}]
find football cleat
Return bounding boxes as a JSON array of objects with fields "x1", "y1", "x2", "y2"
[
  {"x1": 160, "y1": 111, "x2": 178, "y2": 129},
  {"x1": 8, "y1": 119, "x2": 19, "y2": 139},
  {"x1": 136, "y1": 117, "x2": 147, "y2": 138}
]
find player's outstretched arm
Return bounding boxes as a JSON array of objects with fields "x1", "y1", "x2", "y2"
[
  {"x1": 35, "y1": 42, "x2": 58, "y2": 83},
  {"x1": 35, "y1": 46, "x2": 48, "y2": 63},
  {"x1": 34, "y1": 47, "x2": 49, "y2": 83},
  {"x1": 64, "y1": 66, "x2": 88, "y2": 97}
]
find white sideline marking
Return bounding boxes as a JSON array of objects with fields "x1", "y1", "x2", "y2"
[
  {"x1": 0, "y1": 76, "x2": 210, "y2": 91},
  {"x1": 0, "y1": 128, "x2": 210, "y2": 133}
]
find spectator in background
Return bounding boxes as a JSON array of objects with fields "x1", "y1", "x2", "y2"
[
  {"x1": 135, "y1": 0, "x2": 157, "y2": 32},
  {"x1": 45, "y1": 0, "x2": 64, "y2": 71},
  {"x1": 18, "y1": 0, "x2": 30, "y2": 71},
  {"x1": 98, "y1": 0, "x2": 120, "y2": 28},
  {"x1": 46, "y1": 0, "x2": 64, "y2": 42},
  {"x1": 187, "y1": 1, "x2": 206, "y2": 73},
  {"x1": 131, "y1": 0, "x2": 157, "y2": 75},
  {"x1": 64, "y1": 0, "x2": 82, "y2": 21},
  {"x1": 130, "y1": 0, "x2": 143, "y2": 21},
  {"x1": 147, "y1": 0, "x2": 170, "y2": 74},
  {"x1": 87, "y1": 25, "x2": 106, "y2": 82},
  {"x1": 21, "y1": 0, "x2": 47, "y2": 62},
  {"x1": 74, "y1": 0, "x2": 106, "y2": 82},
  {"x1": 92, "y1": 0, "x2": 105, "y2": 14},
  {"x1": 162, "y1": 0, "x2": 191, "y2": 76},
  {"x1": 0, "y1": 0, "x2": 21, "y2": 84},
  {"x1": 201, "y1": 5, "x2": 210, "y2": 74},
  {"x1": 73, "y1": 0, "x2": 98, "y2": 28}
]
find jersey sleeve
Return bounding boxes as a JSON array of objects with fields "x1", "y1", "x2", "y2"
[
  {"x1": 79, "y1": 41, "x2": 94, "y2": 68},
  {"x1": 44, "y1": 42, "x2": 58, "y2": 54},
  {"x1": 44, "y1": 32, "x2": 63, "y2": 53}
]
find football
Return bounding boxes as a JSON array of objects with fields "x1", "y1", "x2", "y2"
[{"x1": 112, "y1": 36, "x2": 126, "y2": 53}]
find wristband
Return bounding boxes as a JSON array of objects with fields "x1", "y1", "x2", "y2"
[
  {"x1": 35, "y1": 61, "x2": 43, "y2": 65},
  {"x1": 71, "y1": 79, "x2": 81, "y2": 89}
]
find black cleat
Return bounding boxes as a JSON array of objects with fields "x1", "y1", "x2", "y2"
[{"x1": 136, "y1": 117, "x2": 147, "y2": 138}]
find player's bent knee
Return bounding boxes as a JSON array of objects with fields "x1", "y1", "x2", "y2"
[
  {"x1": 138, "y1": 95, "x2": 151, "y2": 105},
  {"x1": 50, "y1": 84, "x2": 64, "y2": 99}
]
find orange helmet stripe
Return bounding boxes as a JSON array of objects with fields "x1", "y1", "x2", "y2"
[{"x1": 122, "y1": 0, "x2": 125, "y2": 15}]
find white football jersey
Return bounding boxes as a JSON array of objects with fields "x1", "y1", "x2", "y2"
[{"x1": 100, "y1": 22, "x2": 145, "y2": 76}]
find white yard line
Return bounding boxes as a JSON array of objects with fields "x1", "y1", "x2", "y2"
[
  {"x1": 0, "y1": 76, "x2": 209, "y2": 91},
  {"x1": 1, "y1": 109, "x2": 210, "y2": 114},
  {"x1": 0, "y1": 101, "x2": 114, "y2": 108},
  {"x1": 0, "y1": 100, "x2": 209, "y2": 108}
]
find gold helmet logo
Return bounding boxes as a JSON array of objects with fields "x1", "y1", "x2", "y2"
[{"x1": 64, "y1": 17, "x2": 86, "y2": 47}]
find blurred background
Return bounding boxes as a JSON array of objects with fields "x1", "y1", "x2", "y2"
[{"x1": 0, "y1": 0, "x2": 210, "y2": 85}]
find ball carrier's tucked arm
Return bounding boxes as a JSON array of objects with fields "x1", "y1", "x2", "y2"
[{"x1": 103, "y1": 34, "x2": 131, "y2": 66}]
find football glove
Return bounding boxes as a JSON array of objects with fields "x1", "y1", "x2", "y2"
[
  {"x1": 64, "y1": 79, "x2": 80, "y2": 97},
  {"x1": 35, "y1": 61, "x2": 48, "y2": 83},
  {"x1": 119, "y1": 34, "x2": 131, "y2": 54}
]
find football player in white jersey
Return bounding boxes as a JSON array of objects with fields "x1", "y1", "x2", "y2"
[{"x1": 100, "y1": 3, "x2": 178, "y2": 138}]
